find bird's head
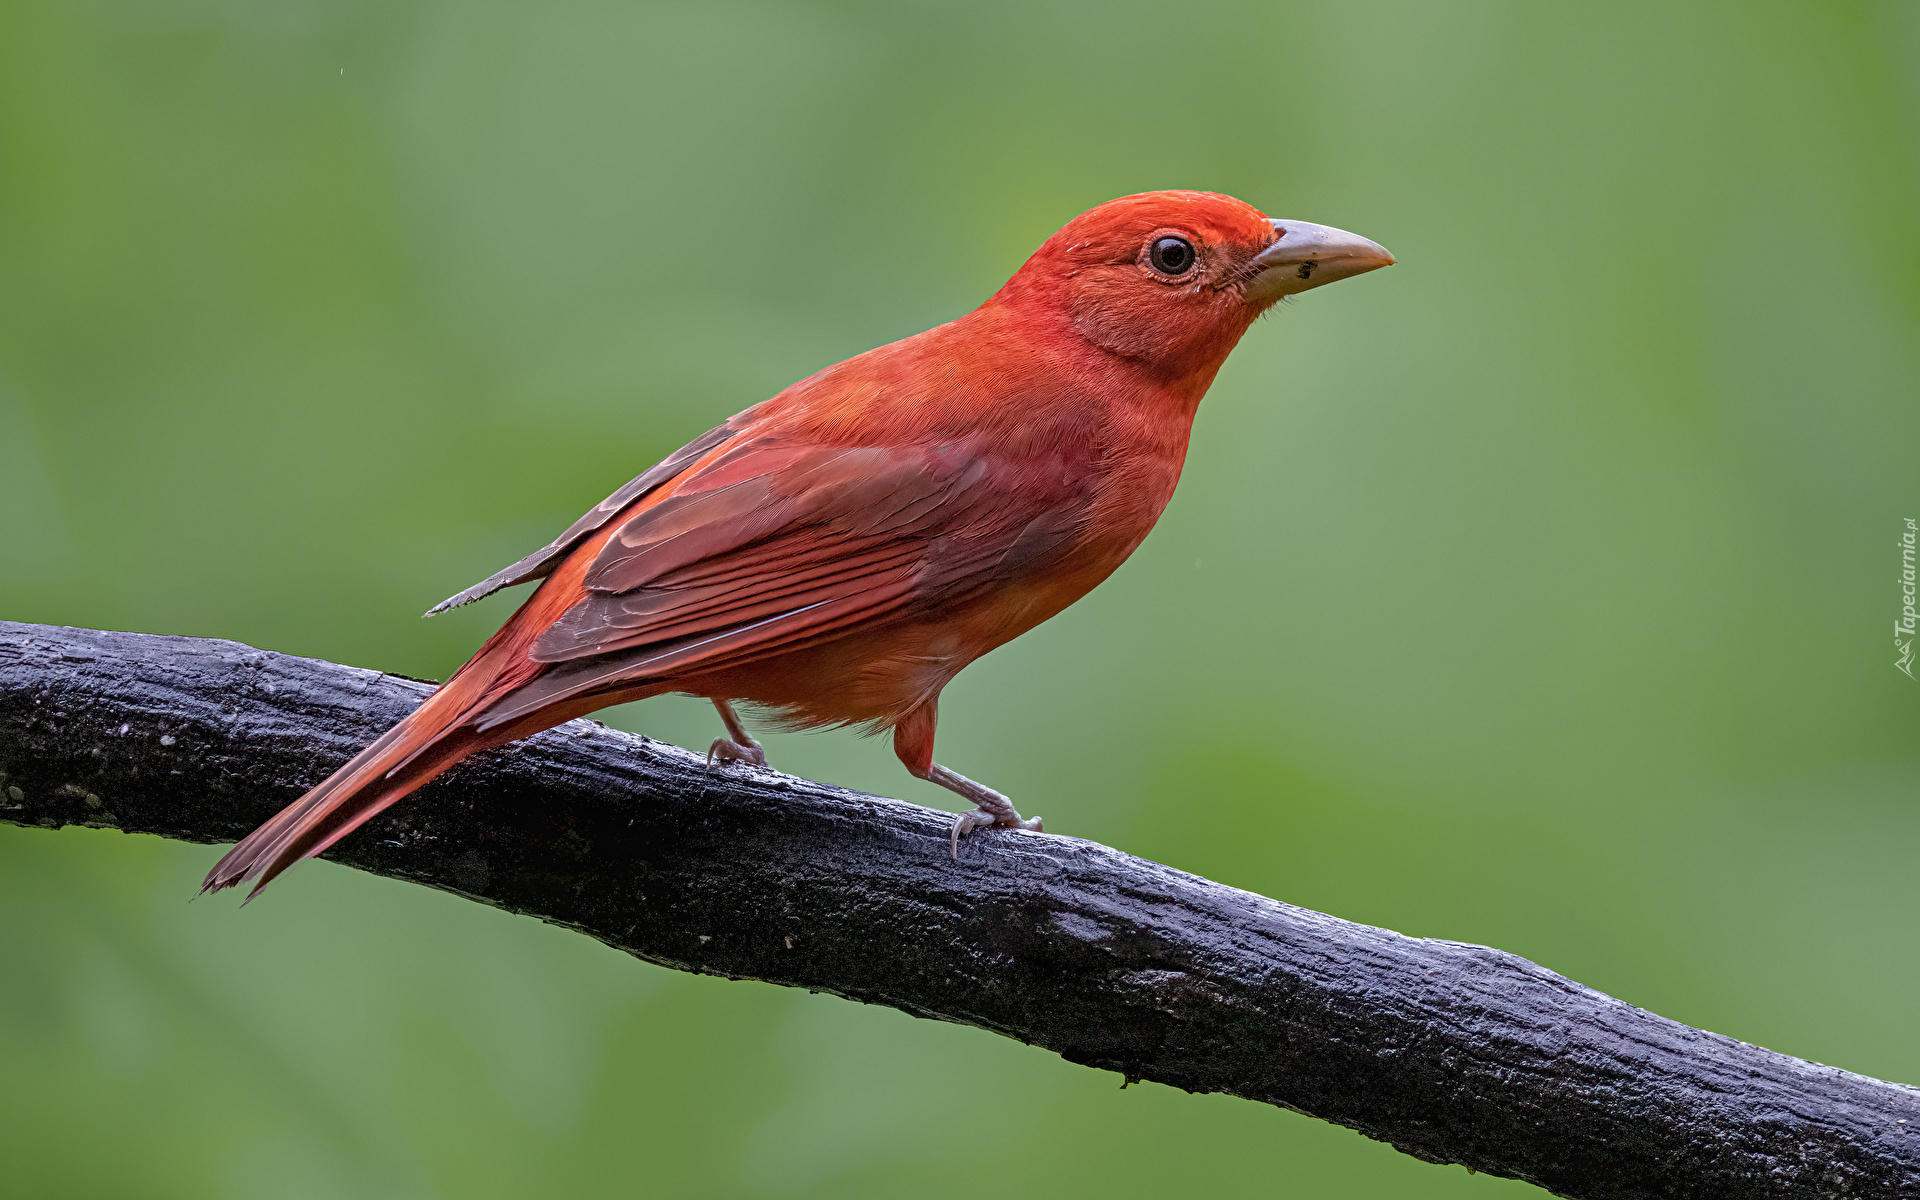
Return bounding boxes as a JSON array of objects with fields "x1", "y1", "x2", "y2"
[{"x1": 991, "y1": 190, "x2": 1393, "y2": 380}]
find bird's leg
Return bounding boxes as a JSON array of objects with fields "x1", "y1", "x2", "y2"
[
  {"x1": 891, "y1": 698, "x2": 1041, "y2": 856},
  {"x1": 921, "y1": 764, "x2": 1043, "y2": 858},
  {"x1": 706, "y1": 698, "x2": 767, "y2": 768}
]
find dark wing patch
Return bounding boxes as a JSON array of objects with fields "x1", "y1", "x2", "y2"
[{"x1": 423, "y1": 420, "x2": 740, "y2": 616}]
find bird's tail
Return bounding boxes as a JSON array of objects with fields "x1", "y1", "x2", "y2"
[
  {"x1": 204, "y1": 502, "x2": 676, "y2": 901},
  {"x1": 199, "y1": 625, "x2": 581, "y2": 901},
  {"x1": 199, "y1": 693, "x2": 485, "y2": 900}
]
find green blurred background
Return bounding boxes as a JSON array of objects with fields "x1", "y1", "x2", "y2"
[{"x1": 2, "y1": 0, "x2": 1916, "y2": 1196}]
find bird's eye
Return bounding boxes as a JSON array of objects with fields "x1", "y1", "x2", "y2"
[{"x1": 1149, "y1": 236, "x2": 1196, "y2": 276}]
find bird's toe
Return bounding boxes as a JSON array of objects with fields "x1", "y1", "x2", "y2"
[{"x1": 707, "y1": 738, "x2": 768, "y2": 769}]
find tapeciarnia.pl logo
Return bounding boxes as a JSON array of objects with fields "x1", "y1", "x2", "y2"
[{"x1": 1899, "y1": 518, "x2": 1917, "y2": 679}]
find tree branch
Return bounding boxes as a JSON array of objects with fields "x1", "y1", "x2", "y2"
[{"x1": 1, "y1": 620, "x2": 1914, "y2": 1197}]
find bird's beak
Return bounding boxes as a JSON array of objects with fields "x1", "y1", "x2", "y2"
[{"x1": 1240, "y1": 219, "x2": 1394, "y2": 302}]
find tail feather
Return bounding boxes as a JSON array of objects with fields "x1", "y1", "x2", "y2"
[
  {"x1": 205, "y1": 510, "x2": 660, "y2": 900},
  {"x1": 202, "y1": 701, "x2": 475, "y2": 900},
  {"x1": 200, "y1": 675, "x2": 533, "y2": 898}
]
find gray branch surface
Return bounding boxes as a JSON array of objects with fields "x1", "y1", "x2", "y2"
[{"x1": 2, "y1": 621, "x2": 1915, "y2": 1198}]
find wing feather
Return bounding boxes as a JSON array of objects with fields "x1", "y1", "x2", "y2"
[{"x1": 505, "y1": 435, "x2": 1091, "y2": 711}]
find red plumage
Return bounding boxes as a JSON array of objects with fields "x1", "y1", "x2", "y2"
[{"x1": 203, "y1": 190, "x2": 1392, "y2": 897}]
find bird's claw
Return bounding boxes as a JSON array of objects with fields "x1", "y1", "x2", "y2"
[
  {"x1": 706, "y1": 738, "x2": 767, "y2": 769},
  {"x1": 948, "y1": 808, "x2": 1043, "y2": 858}
]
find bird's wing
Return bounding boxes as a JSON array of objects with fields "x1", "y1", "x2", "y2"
[
  {"x1": 471, "y1": 434, "x2": 1090, "y2": 729},
  {"x1": 425, "y1": 419, "x2": 744, "y2": 615}
]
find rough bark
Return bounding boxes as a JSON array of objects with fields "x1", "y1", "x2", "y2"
[{"x1": 1, "y1": 620, "x2": 1914, "y2": 1198}]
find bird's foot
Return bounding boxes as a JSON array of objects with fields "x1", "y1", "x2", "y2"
[
  {"x1": 913, "y1": 762, "x2": 1044, "y2": 857},
  {"x1": 948, "y1": 806, "x2": 1043, "y2": 858},
  {"x1": 707, "y1": 699, "x2": 767, "y2": 769},
  {"x1": 706, "y1": 737, "x2": 767, "y2": 769}
]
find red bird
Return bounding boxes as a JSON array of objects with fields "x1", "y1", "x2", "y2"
[{"x1": 203, "y1": 190, "x2": 1392, "y2": 897}]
